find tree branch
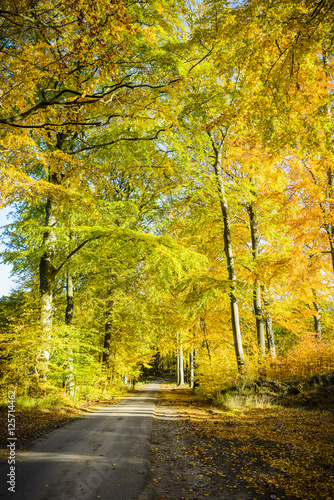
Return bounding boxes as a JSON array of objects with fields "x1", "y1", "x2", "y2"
[
  {"x1": 54, "y1": 234, "x2": 106, "y2": 276},
  {"x1": 0, "y1": 79, "x2": 181, "y2": 129},
  {"x1": 70, "y1": 125, "x2": 173, "y2": 154}
]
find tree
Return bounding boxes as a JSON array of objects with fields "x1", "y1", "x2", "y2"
[
  {"x1": 208, "y1": 130, "x2": 246, "y2": 371},
  {"x1": 0, "y1": 0, "x2": 187, "y2": 377}
]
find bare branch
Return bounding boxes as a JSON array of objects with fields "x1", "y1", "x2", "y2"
[{"x1": 71, "y1": 126, "x2": 173, "y2": 154}]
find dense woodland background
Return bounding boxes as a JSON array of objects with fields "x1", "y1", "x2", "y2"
[{"x1": 1, "y1": 0, "x2": 334, "y2": 403}]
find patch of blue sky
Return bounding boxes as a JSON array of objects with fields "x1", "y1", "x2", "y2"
[{"x1": 0, "y1": 206, "x2": 15, "y2": 297}]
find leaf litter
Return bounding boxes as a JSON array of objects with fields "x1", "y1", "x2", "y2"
[{"x1": 144, "y1": 383, "x2": 334, "y2": 500}]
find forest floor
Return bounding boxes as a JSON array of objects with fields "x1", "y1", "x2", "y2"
[{"x1": 144, "y1": 382, "x2": 334, "y2": 500}]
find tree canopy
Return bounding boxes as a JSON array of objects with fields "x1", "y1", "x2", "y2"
[{"x1": 1, "y1": 0, "x2": 334, "y2": 400}]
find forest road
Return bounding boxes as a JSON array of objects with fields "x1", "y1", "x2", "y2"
[{"x1": 0, "y1": 381, "x2": 161, "y2": 500}]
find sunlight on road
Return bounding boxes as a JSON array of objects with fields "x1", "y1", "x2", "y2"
[{"x1": 18, "y1": 452, "x2": 150, "y2": 465}]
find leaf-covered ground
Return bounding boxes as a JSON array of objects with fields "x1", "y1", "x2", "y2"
[{"x1": 145, "y1": 384, "x2": 334, "y2": 500}]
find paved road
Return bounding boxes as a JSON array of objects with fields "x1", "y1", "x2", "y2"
[{"x1": 0, "y1": 381, "x2": 161, "y2": 500}]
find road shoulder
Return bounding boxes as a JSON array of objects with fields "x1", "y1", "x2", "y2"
[{"x1": 143, "y1": 383, "x2": 333, "y2": 500}]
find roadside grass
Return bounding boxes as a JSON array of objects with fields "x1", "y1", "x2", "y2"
[{"x1": 223, "y1": 392, "x2": 275, "y2": 409}]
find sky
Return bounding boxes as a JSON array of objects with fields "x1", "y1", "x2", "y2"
[{"x1": 0, "y1": 207, "x2": 15, "y2": 297}]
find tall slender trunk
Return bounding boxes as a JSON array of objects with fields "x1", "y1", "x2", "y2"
[
  {"x1": 200, "y1": 318, "x2": 212, "y2": 371},
  {"x1": 323, "y1": 52, "x2": 334, "y2": 274},
  {"x1": 312, "y1": 163, "x2": 334, "y2": 273},
  {"x1": 208, "y1": 131, "x2": 246, "y2": 373},
  {"x1": 65, "y1": 273, "x2": 74, "y2": 325},
  {"x1": 326, "y1": 168, "x2": 334, "y2": 273},
  {"x1": 39, "y1": 197, "x2": 57, "y2": 379},
  {"x1": 313, "y1": 301, "x2": 322, "y2": 340},
  {"x1": 311, "y1": 289, "x2": 322, "y2": 340},
  {"x1": 64, "y1": 273, "x2": 75, "y2": 396},
  {"x1": 176, "y1": 332, "x2": 185, "y2": 386},
  {"x1": 176, "y1": 344, "x2": 180, "y2": 386},
  {"x1": 247, "y1": 200, "x2": 266, "y2": 356},
  {"x1": 262, "y1": 287, "x2": 276, "y2": 360},
  {"x1": 39, "y1": 133, "x2": 66, "y2": 380},
  {"x1": 179, "y1": 345, "x2": 184, "y2": 386},
  {"x1": 111, "y1": 344, "x2": 116, "y2": 384},
  {"x1": 103, "y1": 291, "x2": 113, "y2": 368},
  {"x1": 254, "y1": 280, "x2": 265, "y2": 355},
  {"x1": 190, "y1": 351, "x2": 195, "y2": 389}
]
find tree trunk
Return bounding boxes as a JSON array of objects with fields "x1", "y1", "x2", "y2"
[
  {"x1": 311, "y1": 289, "x2": 322, "y2": 340},
  {"x1": 176, "y1": 346, "x2": 180, "y2": 386},
  {"x1": 103, "y1": 292, "x2": 113, "y2": 368},
  {"x1": 313, "y1": 301, "x2": 322, "y2": 340},
  {"x1": 254, "y1": 280, "x2": 266, "y2": 356},
  {"x1": 39, "y1": 197, "x2": 57, "y2": 380},
  {"x1": 321, "y1": 55, "x2": 334, "y2": 275},
  {"x1": 200, "y1": 318, "x2": 212, "y2": 371},
  {"x1": 64, "y1": 274, "x2": 75, "y2": 397},
  {"x1": 176, "y1": 332, "x2": 185, "y2": 386},
  {"x1": 262, "y1": 287, "x2": 276, "y2": 360},
  {"x1": 209, "y1": 132, "x2": 246, "y2": 373},
  {"x1": 179, "y1": 345, "x2": 184, "y2": 386},
  {"x1": 39, "y1": 133, "x2": 67, "y2": 380},
  {"x1": 329, "y1": 239, "x2": 334, "y2": 274},
  {"x1": 190, "y1": 351, "x2": 195, "y2": 389},
  {"x1": 65, "y1": 273, "x2": 74, "y2": 325},
  {"x1": 247, "y1": 200, "x2": 266, "y2": 356},
  {"x1": 326, "y1": 167, "x2": 334, "y2": 274}
]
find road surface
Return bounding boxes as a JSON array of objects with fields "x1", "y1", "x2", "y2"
[{"x1": 0, "y1": 381, "x2": 160, "y2": 500}]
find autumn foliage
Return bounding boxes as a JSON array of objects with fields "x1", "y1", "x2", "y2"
[{"x1": 0, "y1": 0, "x2": 334, "y2": 404}]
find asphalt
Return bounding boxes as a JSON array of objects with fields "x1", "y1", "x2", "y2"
[{"x1": 0, "y1": 381, "x2": 161, "y2": 500}]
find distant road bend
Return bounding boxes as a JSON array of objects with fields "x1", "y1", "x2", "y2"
[{"x1": 1, "y1": 381, "x2": 161, "y2": 500}]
